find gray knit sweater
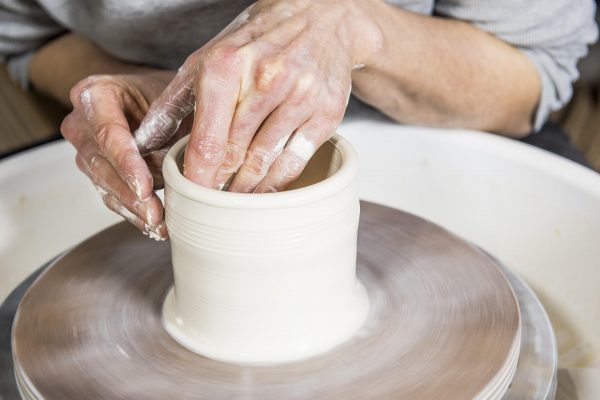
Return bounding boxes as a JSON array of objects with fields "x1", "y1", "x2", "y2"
[{"x1": 0, "y1": 0, "x2": 597, "y2": 130}]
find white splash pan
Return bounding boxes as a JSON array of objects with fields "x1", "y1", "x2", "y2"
[{"x1": 1, "y1": 118, "x2": 599, "y2": 390}]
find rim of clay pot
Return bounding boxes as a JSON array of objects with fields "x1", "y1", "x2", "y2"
[{"x1": 162, "y1": 134, "x2": 357, "y2": 209}]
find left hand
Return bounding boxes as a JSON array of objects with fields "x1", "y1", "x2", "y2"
[
  {"x1": 134, "y1": 0, "x2": 380, "y2": 192},
  {"x1": 61, "y1": 71, "x2": 189, "y2": 239}
]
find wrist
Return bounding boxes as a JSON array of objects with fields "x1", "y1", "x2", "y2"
[{"x1": 340, "y1": 0, "x2": 384, "y2": 67}]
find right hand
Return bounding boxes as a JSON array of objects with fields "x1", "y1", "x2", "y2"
[{"x1": 61, "y1": 72, "x2": 188, "y2": 240}]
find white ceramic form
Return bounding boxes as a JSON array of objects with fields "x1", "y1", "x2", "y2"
[{"x1": 161, "y1": 134, "x2": 369, "y2": 364}]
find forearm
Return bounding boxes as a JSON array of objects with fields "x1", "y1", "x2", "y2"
[
  {"x1": 28, "y1": 33, "x2": 157, "y2": 106},
  {"x1": 352, "y1": 1, "x2": 541, "y2": 137}
]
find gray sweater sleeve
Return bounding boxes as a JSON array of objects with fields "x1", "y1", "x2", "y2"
[
  {"x1": 0, "y1": 0, "x2": 64, "y2": 87},
  {"x1": 433, "y1": 0, "x2": 598, "y2": 131}
]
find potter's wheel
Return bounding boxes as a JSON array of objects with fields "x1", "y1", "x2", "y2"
[{"x1": 7, "y1": 202, "x2": 556, "y2": 399}]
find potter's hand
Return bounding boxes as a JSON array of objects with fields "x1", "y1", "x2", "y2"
[
  {"x1": 134, "y1": 0, "x2": 380, "y2": 192},
  {"x1": 61, "y1": 72, "x2": 188, "y2": 239}
]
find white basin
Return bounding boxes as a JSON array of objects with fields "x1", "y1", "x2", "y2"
[
  {"x1": 1, "y1": 117, "x2": 599, "y2": 396},
  {"x1": 341, "y1": 120, "x2": 600, "y2": 372}
]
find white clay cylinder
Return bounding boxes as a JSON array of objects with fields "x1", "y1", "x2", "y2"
[{"x1": 162, "y1": 134, "x2": 369, "y2": 364}]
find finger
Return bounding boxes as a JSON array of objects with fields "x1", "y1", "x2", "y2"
[
  {"x1": 97, "y1": 189, "x2": 146, "y2": 232},
  {"x1": 60, "y1": 111, "x2": 88, "y2": 151},
  {"x1": 77, "y1": 86, "x2": 154, "y2": 201},
  {"x1": 213, "y1": 74, "x2": 296, "y2": 189},
  {"x1": 97, "y1": 189, "x2": 168, "y2": 241},
  {"x1": 183, "y1": 50, "x2": 242, "y2": 188},
  {"x1": 227, "y1": 94, "x2": 316, "y2": 192},
  {"x1": 134, "y1": 68, "x2": 196, "y2": 154},
  {"x1": 80, "y1": 152, "x2": 164, "y2": 228},
  {"x1": 144, "y1": 148, "x2": 170, "y2": 189},
  {"x1": 77, "y1": 152, "x2": 167, "y2": 240},
  {"x1": 254, "y1": 120, "x2": 334, "y2": 193}
]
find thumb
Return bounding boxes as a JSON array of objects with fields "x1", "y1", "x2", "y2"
[{"x1": 134, "y1": 68, "x2": 196, "y2": 154}]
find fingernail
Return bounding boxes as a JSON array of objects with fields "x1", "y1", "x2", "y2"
[
  {"x1": 144, "y1": 223, "x2": 167, "y2": 242},
  {"x1": 126, "y1": 175, "x2": 144, "y2": 200}
]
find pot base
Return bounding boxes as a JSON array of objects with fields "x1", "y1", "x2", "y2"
[{"x1": 162, "y1": 280, "x2": 369, "y2": 364}]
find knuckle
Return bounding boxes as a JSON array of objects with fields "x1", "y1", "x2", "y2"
[
  {"x1": 117, "y1": 148, "x2": 139, "y2": 169},
  {"x1": 60, "y1": 113, "x2": 76, "y2": 140},
  {"x1": 230, "y1": 118, "x2": 255, "y2": 137},
  {"x1": 244, "y1": 148, "x2": 275, "y2": 176},
  {"x1": 183, "y1": 51, "x2": 202, "y2": 67},
  {"x1": 211, "y1": 43, "x2": 237, "y2": 61},
  {"x1": 255, "y1": 58, "x2": 285, "y2": 92},
  {"x1": 222, "y1": 142, "x2": 244, "y2": 171},
  {"x1": 86, "y1": 155, "x2": 104, "y2": 184},
  {"x1": 241, "y1": 96, "x2": 272, "y2": 116},
  {"x1": 88, "y1": 153, "x2": 102, "y2": 171},
  {"x1": 294, "y1": 72, "x2": 317, "y2": 96},
  {"x1": 202, "y1": 44, "x2": 241, "y2": 73},
  {"x1": 93, "y1": 122, "x2": 128, "y2": 154},
  {"x1": 93, "y1": 124, "x2": 111, "y2": 151},
  {"x1": 69, "y1": 79, "x2": 89, "y2": 107},
  {"x1": 69, "y1": 74, "x2": 107, "y2": 108},
  {"x1": 189, "y1": 135, "x2": 226, "y2": 166},
  {"x1": 278, "y1": 151, "x2": 306, "y2": 179}
]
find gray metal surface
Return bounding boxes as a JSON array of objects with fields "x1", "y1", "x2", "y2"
[
  {"x1": 0, "y1": 202, "x2": 555, "y2": 399},
  {"x1": 0, "y1": 261, "x2": 47, "y2": 400},
  {"x1": 502, "y1": 266, "x2": 557, "y2": 399}
]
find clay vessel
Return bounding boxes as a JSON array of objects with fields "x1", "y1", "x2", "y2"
[{"x1": 162, "y1": 134, "x2": 368, "y2": 364}]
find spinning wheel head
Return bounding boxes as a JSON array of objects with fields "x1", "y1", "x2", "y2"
[{"x1": 12, "y1": 202, "x2": 520, "y2": 399}]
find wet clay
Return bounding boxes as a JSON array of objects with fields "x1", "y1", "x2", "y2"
[{"x1": 162, "y1": 135, "x2": 369, "y2": 364}]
